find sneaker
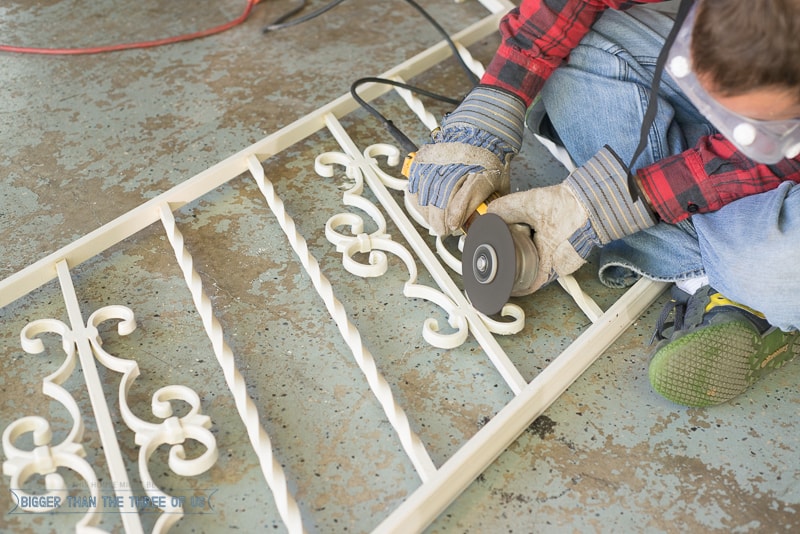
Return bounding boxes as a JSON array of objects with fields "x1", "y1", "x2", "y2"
[{"x1": 648, "y1": 285, "x2": 800, "y2": 407}]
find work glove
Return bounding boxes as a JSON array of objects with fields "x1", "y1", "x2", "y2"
[
  {"x1": 406, "y1": 85, "x2": 526, "y2": 236},
  {"x1": 487, "y1": 146, "x2": 657, "y2": 294}
]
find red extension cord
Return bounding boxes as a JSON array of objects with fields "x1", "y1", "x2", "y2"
[{"x1": 0, "y1": 0, "x2": 261, "y2": 55}]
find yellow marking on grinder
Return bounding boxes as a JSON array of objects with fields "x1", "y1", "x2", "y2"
[{"x1": 401, "y1": 152, "x2": 416, "y2": 178}]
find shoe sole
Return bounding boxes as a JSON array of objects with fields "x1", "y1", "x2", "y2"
[{"x1": 649, "y1": 320, "x2": 799, "y2": 407}]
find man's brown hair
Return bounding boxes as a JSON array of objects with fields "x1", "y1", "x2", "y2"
[{"x1": 691, "y1": 0, "x2": 800, "y2": 100}]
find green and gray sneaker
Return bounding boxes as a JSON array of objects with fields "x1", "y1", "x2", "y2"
[{"x1": 649, "y1": 285, "x2": 800, "y2": 407}]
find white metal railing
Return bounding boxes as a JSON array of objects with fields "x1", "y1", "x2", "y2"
[
  {"x1": 4, "y1": 260, "x2": 219, "y2": 534},
  {"x1": 1, "y1": 1, "x2": 668, "y2": 532}
]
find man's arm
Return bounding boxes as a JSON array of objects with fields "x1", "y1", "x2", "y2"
[
  {"x1": 636, "y1": 135, "x2": 800, "y2": 223},
  {"x1": 482, "y1": 0, "x2": 663, "y2": 106},
  {"x1": 404, "y1": 0, "x2": 663, "y2": 236}
]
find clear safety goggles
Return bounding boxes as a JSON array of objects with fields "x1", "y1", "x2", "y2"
[{"x1": 665, "y1": 3, "x2": 800, "y2": 163}]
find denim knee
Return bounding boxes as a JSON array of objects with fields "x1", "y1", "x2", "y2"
[{"x1": 695, "y1": 183, "x2": 800, "y2": 331}]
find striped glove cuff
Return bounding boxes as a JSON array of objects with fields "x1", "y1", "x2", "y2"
[
  {"x1": 441, "y1": 85, "x2": 526, "y2": 155},
  {"x1": 565, "y1": 146, "x2": 656, "y2": 245}
]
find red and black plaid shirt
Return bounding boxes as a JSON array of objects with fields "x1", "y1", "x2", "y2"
[{"x1": 482, "y1": 0, "x2": 800, "y2": 223}]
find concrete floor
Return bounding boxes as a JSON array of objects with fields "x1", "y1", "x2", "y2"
[{"x1": 1, "y1": 1, "x2": 799, "y2": 532}]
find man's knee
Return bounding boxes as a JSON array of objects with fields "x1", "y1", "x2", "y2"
[{"x1": 698, "y1": 184, "x2": 800, "y2": 330}]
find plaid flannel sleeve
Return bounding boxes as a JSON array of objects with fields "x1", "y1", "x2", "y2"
[
  {"x1": 636, "y1": 135, "x2": 800, "y2": 224},
  {"x1": 480, "y1": 0, "x2": 656, "y2": 106}
]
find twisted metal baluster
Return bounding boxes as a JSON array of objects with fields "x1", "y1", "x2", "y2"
[
  {"x1": 390, "y1": 77, "x2": 439, "y2": 132},
  {"x1": 454, "y1": 41, "x2": 485, "y2": 79},
  {"x1": 246, "y1": 155, "x2": 437, "y2": 481},
  {"x1": 158, "y1": 203, "x2": 305, "y2": 534}
]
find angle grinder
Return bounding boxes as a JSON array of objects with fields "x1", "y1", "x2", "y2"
[
  {"x1": 461, "y1": 195, "x2": 539, "y2": 315},
  {"x1": 402, "y1": 153, "x2": 539, "y2": 315}
]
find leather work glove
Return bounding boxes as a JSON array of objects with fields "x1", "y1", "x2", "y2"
[
  {"x1": 487, "y1": 146, "x2": 657, "y2": 294},
  {"x1": 406, "y1": 85, "x2": 526, "y2": 236}
]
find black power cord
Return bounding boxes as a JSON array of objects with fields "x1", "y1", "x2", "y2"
[
  {"x1": 402, "y1": 0, "x2": 480, "y2": 86},
  {"x1": 262, "y1": 0, "x2": 347, "y2": 33},
  {"x1": 350, "y1": 77, "x2": 462, "y2": 153},
  {"x1": 264, "y1": 0, "x2": 478, "y2": 85},
  {"x1": 263, "y1": 0, "x2": 480, "y2": 149}
]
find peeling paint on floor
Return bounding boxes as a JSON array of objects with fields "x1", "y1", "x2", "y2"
[{"x1": 2, "y1": 1, "x2": 799, "y2": 533}]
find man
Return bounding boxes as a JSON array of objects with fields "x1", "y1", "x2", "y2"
[{"x1": 406, "y1": 0, "x2": 800, "y2": 407}]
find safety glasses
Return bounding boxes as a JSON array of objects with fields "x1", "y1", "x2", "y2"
[{"x1": 665, "y1": 3, "x2": 800, "y2": 163}]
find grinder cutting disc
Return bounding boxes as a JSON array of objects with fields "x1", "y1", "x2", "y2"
[{"x1": 462, "y1": 213, "x2": 516, "y2": 315}]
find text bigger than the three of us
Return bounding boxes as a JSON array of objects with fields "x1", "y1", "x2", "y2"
[{"x1": 15, "y1": 493, "x2": 211, "y2": 510}]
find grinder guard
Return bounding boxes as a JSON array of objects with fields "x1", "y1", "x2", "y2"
[{"x1": 462, "y1": 213, "x2": 539, "y2": 315}]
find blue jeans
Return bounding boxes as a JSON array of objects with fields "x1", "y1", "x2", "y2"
[{"x1": 528, "y1": 5, "x2": 800, "y2": 330}]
